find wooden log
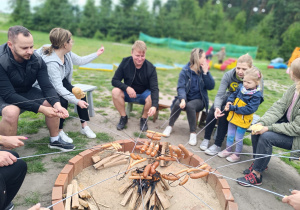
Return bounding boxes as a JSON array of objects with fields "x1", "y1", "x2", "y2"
[
  {"x1": 91, "y1": 155, "x2": 101, "y2": 163},
  {"x1": 78, "y1": 198, "x2": 89, "y2": 208},
  {"x1": 78, "y1": 204, "x2": 84, "y2": 210},
  {"x1": 77, "y1": 185, "x2": 87, "y2": 198},
  {"x1": 155, "y1": 182, "x2": 171, "y2": 209},
  {"x1": 87, "y1": 201, "x2": 98, "y2": 210},
  {"x1": 128, "y1": 176, "x2": 152, "y2": 180},
  {"x1": 137, "y1": 187, "x2": 155, "y2": 210},
  {"x1": 160, "y1": 142, "x2": 168, "y2": 167},
  {"x1": 159, "y1": 176, "x2": 170, "y2": 191},
  {"x1": 134, "y1": 189, "x2": 147, "y2": 210},
  {"x1": 119, "y1": 180, "x2": 133, "y2": 194},
  {"x1": 100, "y1": 159, "x2": 128, "y2": 169},
  {"x1": 128, "y1": 186, "x2": 139, "y2": 210},
  {"x1": 79, "y1": 184, "x2": 91, "y2": 199},
  {"x1": 98, "y1": 148, "x2": 116, "y2": 160},
  {"x1": 120, "y1": 187, "x2": 134, "y2": 206},
  {"x1": 93, "y1": 153, "x2": 120, "y2": 169},
  {"x1": 65, "y1": 184, "x2": 73, "y2": 210},
  {"x1": 71, "y1": 180, "x2": 80, "y2": 209},
  {"x1": 149, "y1": 192, "x2": 156, "y2": 210}
]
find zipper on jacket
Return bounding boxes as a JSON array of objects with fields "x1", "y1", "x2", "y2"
[
  {"x1": 130, "y1": 67, "x2": 137, "y2": 86},
  {"x1": 228, "y1": 98, "x2": 241, "y2": 122}
]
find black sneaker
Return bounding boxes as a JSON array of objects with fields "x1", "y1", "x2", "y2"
[
  {"x1": 48, "y1": 137, "x2": 75, "y2": 151},
  {"x1": 4, "y1": 202, "x2": 14, "y2": 210},
  {"x1": 117, "y1": 115, "x2": 128, "y2": 130},
  {"x1": 237, "y1": 172, "x2": 262, "y2": 187},
  {"x1": 140, "y1": 118, "x2": 148, "y2": 131},
  {"x1": 243, "y1": 162, "x2": 268, "y2": 174}
]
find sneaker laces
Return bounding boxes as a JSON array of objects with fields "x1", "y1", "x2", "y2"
[{"x1": 245, "y1": 172, "x2": 257, "y2": 184}]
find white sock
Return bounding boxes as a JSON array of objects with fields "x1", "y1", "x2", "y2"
[{"x1": 50, "y1": 136, "x2": 59, "y2": 143}]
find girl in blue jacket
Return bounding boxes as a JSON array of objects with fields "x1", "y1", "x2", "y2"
[
  {"x1": 163, "y1": 48, "x2": 215, "y2": 145},
  {"x1": 218, "y1": 67, "x2": 264, "y2": 162}
]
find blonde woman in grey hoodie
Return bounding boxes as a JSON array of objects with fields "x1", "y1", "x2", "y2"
[{"x1": 36, "y1": 28, "x2": 104, "y2": 144}]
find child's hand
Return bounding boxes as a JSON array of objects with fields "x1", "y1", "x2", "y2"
[{"x1": 224, "y1": 102, "x2": 232, "y2": 111}]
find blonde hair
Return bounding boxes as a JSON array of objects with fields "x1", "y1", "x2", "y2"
[
  {"x1": 132, "y1": 40, "x2": 147, "y2": 52},
  {"x1": 237, "y1": 53, "x2": 253, "y2": 68},
  {"x1": 189, "y1": 48, "x2": 204, "y2": 73},
  {"x1": 244, "y1": 67, "x2": 263, "y2": 86},
  {"x1": 290, "y1": 58, "x2": 300, "y2": 93},
  {"x1": 43, "y1": 28, "x2": 72, "y2": 55}
]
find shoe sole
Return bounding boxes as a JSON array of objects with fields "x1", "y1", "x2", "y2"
[
  {"x1": 48, "y1": 144, "x2": 75, "y2": 152},
  {"x1": 205, "y1": 151, "x2": 218, "y2": 156},
  {"x1": 80, "y1": 130, "x2": 96, "y2": 139},
  {"x1": 199, "y1": 146, "x2": 208, "y2": 151},
  {"x1": 188, "y1": 142, "x2": 197, "y2": 146},
  {"x1": 237, "y1": 181, "x2": 262, "y2": 187}
]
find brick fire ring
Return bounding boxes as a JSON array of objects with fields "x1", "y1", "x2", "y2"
[{"x1": 52, "y1": 139, "x2": 238, "y2": 210}]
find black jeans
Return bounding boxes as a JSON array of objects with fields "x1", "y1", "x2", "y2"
[
  {"x1": 0, "y1": 150, "x2": 27, "y2": 209},
  {"x1": 59, "y1": 79, "x2": 90, "y2": 129},
  {"x1": 169, "y1": 98, "x2": 204, "y2": 133},
  {"x1": 204, "y1": 103, "x2": 229, "y2": 147},
  {"x1": 251, "y1": 132, "x2": 293, "y2": 173}
]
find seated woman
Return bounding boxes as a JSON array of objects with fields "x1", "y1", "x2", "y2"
[
  {"x1": 36, "y1": 28, "x2": 105, "y2": 143},
  {"x1": 163, "y1": 48, "x2": 215, "y2": 145},
  {"x1": 237, "y1": 58, "x2": 300, "y2": 186}
]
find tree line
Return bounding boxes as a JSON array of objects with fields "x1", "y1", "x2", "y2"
[{"x1": 9, "y1": 0, "x2": 300, "y2": 60}]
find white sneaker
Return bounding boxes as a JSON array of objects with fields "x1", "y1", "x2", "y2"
[
  {"x1": 163, "y1": 126, "x2": 172, "y2": 137},
  {"x1": 80, "y1": 126, "x2": 96, "y2": 138},
  {"x1": 59, "y1": 130, "x2": 73, "y2": 143},
  {"x1": 188, "y1": 133, "x2": 197, "y2": 146},
  {"x1": 200, "y1": 139, "x2": 210, "y2": 150},
  {"x1": 205, "y1": 144, "x2": 221, "y2": 156}
]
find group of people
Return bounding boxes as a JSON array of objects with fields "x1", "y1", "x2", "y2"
[{"x1": 0, "y1": 25, "x2": 299, "y2": 209}]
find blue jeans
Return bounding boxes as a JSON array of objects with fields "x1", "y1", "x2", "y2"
[
  {"x1": 124, "y1": 89, "x2": 151, "y2": 105},
  {"x1": 226, "y1": 122, "x2": 247, "y2": 155},
  {"x1": 251, "y1": 131, "x2": 293, "y2": 172}
]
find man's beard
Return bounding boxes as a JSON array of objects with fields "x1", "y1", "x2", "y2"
[{"x1": 13, "y1": 48, "x2": 31, "y2": 62}]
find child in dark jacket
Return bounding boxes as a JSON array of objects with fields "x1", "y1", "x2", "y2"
[{"x1": 218, "y1": 67, "x2": 264, "y2": 162}]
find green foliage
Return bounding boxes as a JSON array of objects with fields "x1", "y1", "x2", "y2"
[
  {"x1": 280, "y1": 22, "x2": 300, "y2": 61},
  {"x1": 78, "y1": 0, "x2": 99, "y2": 38}
]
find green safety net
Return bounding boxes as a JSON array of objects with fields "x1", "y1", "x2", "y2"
[{"x1": 139, "y1": 32, "x2": 258, "y2": 58}]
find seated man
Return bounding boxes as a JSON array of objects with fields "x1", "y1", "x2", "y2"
[
  {"x1": 112, "y1": 40, "x2": 159, "y2": 131},
  {"x1": 0, "y1": 25, "x2": 74, "y2": 151}
]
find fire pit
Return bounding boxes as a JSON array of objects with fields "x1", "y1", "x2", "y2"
[{"x1": 52, "y1": 139, "x2": 238, "y2": 210}]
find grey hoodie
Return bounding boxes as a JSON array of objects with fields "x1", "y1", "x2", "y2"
[{"x1": 34, "y1": 45, "x2": 98, "y2": 105}]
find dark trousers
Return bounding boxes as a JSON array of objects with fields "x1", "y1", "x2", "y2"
[
  {"x1": 169, "y1": 99, "x2": 204, "y2": 133},
  {"x1": 0, "y1": 150, "x2": 27, "y2": 209},
  {"x1": 59, "y1": 79, "x2": 90, "y2": 129},
  {"x1": 204, "y1": 103, "x2": 229, "y2": 147},
  {"x1": 251, "y1": 132, "x2": 293, "y2": 172}
]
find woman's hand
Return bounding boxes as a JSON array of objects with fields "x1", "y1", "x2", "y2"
[
  {"x1": 77, "y1": 100, "x2": 89, "y2": 109},
  {"x1": 97, "y1": 45, "x2": 105, "y2": 56},
  {"x1": 179, "y1": 99, "x2": 186, "y2": 109},
  {"x1": 253, "y1": 126, "x2": 268, "y2": 135},
  {"x1": 214, "y1": 108, "x2": 224, "y2": 119},
  {"x1": 201, "y1": 59, "x2": 209, "y2": 74},
  {"x1": 28, "y1": 203, "x2": 49, "y2": 210}
]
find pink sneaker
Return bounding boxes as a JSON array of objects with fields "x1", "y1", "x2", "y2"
[
  {"x1": 226, "y1": 154, "x2": 240, "y2": 162},
  {"x1": 218, "y1": 149, "x2": 231, "y2": 158}
]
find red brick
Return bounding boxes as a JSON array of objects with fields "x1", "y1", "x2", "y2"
[
  {"x1": 179, "y1": 149, "x2": 193, "y2": 166},
  {"x1": 79, "y1": 149, "x2": 95, "y2": 168},
  {"x1": 52, "y1": 186, "x2": 63, "y2": 201},
  {"x1": 54, "y1": 174, "x2": 68, "y2": 194},
  {"x1": 189, "y1": 154, "x2": 205, "y2": 167},
  {"x1": 216, "y1": 178, "x2": 230, "y2": 190},
  {"x1": 207, "y1": 168, "x2": 223, "y2": 188},
  {"x1": 226, "y1": 201, "x2": 238, "y2": 210},
  {"x1": 218, "y1": 189, "x2": 235, "y2": 210},
  {"x1": 52, "y1": 199, "x2": 64, "y2": 210},
  {"x1": 68, "y1": 155, "x2": 83, "y2": 177},
  {"x1": 60, "y1": 164, "x2": 74, "y2": 184}
]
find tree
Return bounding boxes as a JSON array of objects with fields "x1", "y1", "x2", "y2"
[
  {"x1": 280, "y1": 22, "x2": 300, "y2": 60},
  {"x1": 78, "y1": 0, "x2": 99, "y2": 38},
  {"x1": 10, "y1": 0, "x2": 32, "y2": 27},
  {"x1": 98, "y1": 0, "x2": 112, "y2": 36}
]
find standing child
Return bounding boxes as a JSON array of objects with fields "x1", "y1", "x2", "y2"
[
  {"x1": 218, "y1": 67, "x2": 264, "y2": 162},
  {"x1": 216, "y1": 47, "x2": 226, "y2": 64}
]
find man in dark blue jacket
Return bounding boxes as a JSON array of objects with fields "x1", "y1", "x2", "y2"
[
  {"x1": 0, "y1": 26, "x2": 74, "y2": 151},
  {"x1": 112, "y1": 40, "x2": 159, "y2": 131}
]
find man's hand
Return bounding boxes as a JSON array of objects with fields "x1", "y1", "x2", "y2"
[
  {"x1": 53, "y1": 102, "x2": 69, "y2": 119},
  {"x1": 282, "y1": 190, "x2": 300, "y2": 210},
  {"x1": 77, "y1": 100, "x2": 89, "y2": 109},
  {"x1": 201, "y1": 59, "x2": 209, "y2": 74},
  {"x1": 179, "y1": 99, "x2": 186, "y2": 109},
  {"x1": 28, "y1": 203, "x2": 49, "y2": 210},
  {"x1": 96, "y1": 45, "x2": 105, "y2": 56},
  {"x1": 126, "y1": 87, "x2": 136, "y2": 98},
  {"x1": 0, "y1": 135, "x2": 26, "y2": 149},
  {"x1": 148, "y1": 107, "x2": 156, "y2": 117},
  {"x1": 0, "y1": 151, "x2": 17, "y2": 167},
  {"x1": 38, "y1": 106, "x2": 60, "y2": 118},
  {"x1": 214, "y1": 108, "x2": 224, "y2": 119}
]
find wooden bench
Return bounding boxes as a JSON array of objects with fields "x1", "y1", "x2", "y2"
[{"x1": 73, "y1": 84, "x2": 97, "y2": 117}]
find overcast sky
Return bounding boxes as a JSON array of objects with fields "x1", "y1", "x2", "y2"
[{"x1": 0, "y1": 0, "x2": 168, "y2": 13}]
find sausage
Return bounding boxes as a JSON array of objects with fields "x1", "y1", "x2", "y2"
[
  {"x1": 173, "y1": 147, "x2": 182, "y2": 159},
  {"x1": 140, "y1": 141, "x2": 149, "y2": 154},
  {"x1": 143, "y1": 164, "x2": 152, "y2": 178},
  {"x1": 179, "y1": 174, "x2": 190, "y2": 186},
  {"x1": 189, "y1": 166, "x2": 211, "y2": 179},
  {"x1": 130, "y1": 153, "x2": 138, "y2": 160},
  {"x1": 152, "y1": 161, "x2": 160, "y2": 169},
  {"x1": 175, "y1": 168, "x2": 189, "y2": 176},
  {"x1": 151, "y1": 144, "x2": 159, "y2": 157},
  {"x1": 146, "y1": 130, "x2": 167, "y2": 137},
  {"x1": 131, "y1": 171, "x2": 142, "y2": 176},
  {"x1": 125, "y1": 158, "x2": 134, "y2": 174},
  {"x1": 146, "y1": 133, "x2": 161, "y2": 140},
  {"x1": 156, "y1": 156, "x2": 177, "y2": 161},
  {"x1": 136, "y1": 154, "x2": 143, "y2": 160},
  {"x1": 130, "y1": 158, "x2": 147, "y2": 168},
  {"x1": 168, "y1": 145, "x2": 175, "y2": 157},
  {"x1": 129, "y1": 176, "x2": 152, "y2": 180},
  {"x1": 178, "y1": 144, "x2": 190, "y2": 159},
  {"x1": 146, "y1": 142, "x2": 154, "y2": 155},
  {"x1": 162, "y1": 174, "x2": 180, "y2": 181},
  {"x1": 150, "y1": 166, "x2": 156, "y2": 175},
  {"x1": 187, "y1": 164, "x2": 208, "y2": 173}
]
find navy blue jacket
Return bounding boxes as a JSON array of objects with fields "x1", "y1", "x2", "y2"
[{"x1": 174, "y1": 62, "x2": 215, "y2": 111}]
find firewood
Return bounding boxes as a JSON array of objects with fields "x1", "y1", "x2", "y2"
[
  {"x1": 134, "y1": 190, "x2": 147, "y2": 209},
  {"x1": 87, "y1": 201, "x2": 98, "y2": 210},
  {"x1": 65, "y1": 184, "x2": 73, "y2": 210},
  {"x1": 128, "y1": 186, "x2": 139, "y2": 210},
  {"x1": 92, "y1": 149, "x2": 116, "y2": 164},
  {"x1": 91, "y1": 155, "x2": 101, "y2": 163},
  {"x1": 160, "y1": 142, "x2": 169, "y2": 167},
  {"x1": 155, "y1": 182, "x2": 171, "y2": 209},
  {"x1": 149, "y1": 192, "x2": 156, "y2": 210},
  {"x1": 128, "y1": 175, "x2": 152, "y2": 180},
  {"x1": 78, "y1": 204, "x2": 84, "y2": 210},
  {"x1": 79, "y1": 184, "x2": 91, "y2": 198},
  {"x1": 71, "y1": 180, "x2": 80, "y2": 208},
  {"x1": 93, "y1": 153, "x2": 120, "y2": 169},
  {"x1": 137, "y1": 187, "x2": 155, "y2": 210},
  {"x1": 100, "y1": 159, "x2": 128, "y2": 169},
  {"x1": 119, "y1": 180, "x2": 133, "y2": 194},
  {"x1": 159, "y1": 176, "x2": 170, "y2": 191},
  {"x1": 120, "y1": 187, "x2": 134, "y2": 206},
  {"x1": 77, "y1": 185, "x2": 87, "y2": 198},
  {"x1": 78, "y1": 198, "x2": 89, "y2": 208}
]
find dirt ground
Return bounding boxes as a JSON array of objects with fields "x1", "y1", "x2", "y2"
[{"x1": 13, "y1": 107, "x2": 300, "y2": 210}]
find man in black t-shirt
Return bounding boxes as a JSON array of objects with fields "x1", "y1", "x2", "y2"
[{"x1": 112, "y1": 40, "x2": 159, "y2": 131}]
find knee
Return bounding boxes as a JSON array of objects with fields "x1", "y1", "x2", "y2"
[
  {"x1": 2, "y1": 106, "x2": 20, "y2": 124},
  {"x1": 185, "y1": 103, "x2": 194, "y2": 112},
  {"x1": 145, "y1": 95, "x2": 152, "y2": 104},
  {"x1": 112, "y1": 88, "x2": 124, "y2": 99}
]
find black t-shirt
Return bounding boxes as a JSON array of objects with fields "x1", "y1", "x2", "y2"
[{"x1": 130, "y1": 60, "x2": 147, "y2": 94}]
